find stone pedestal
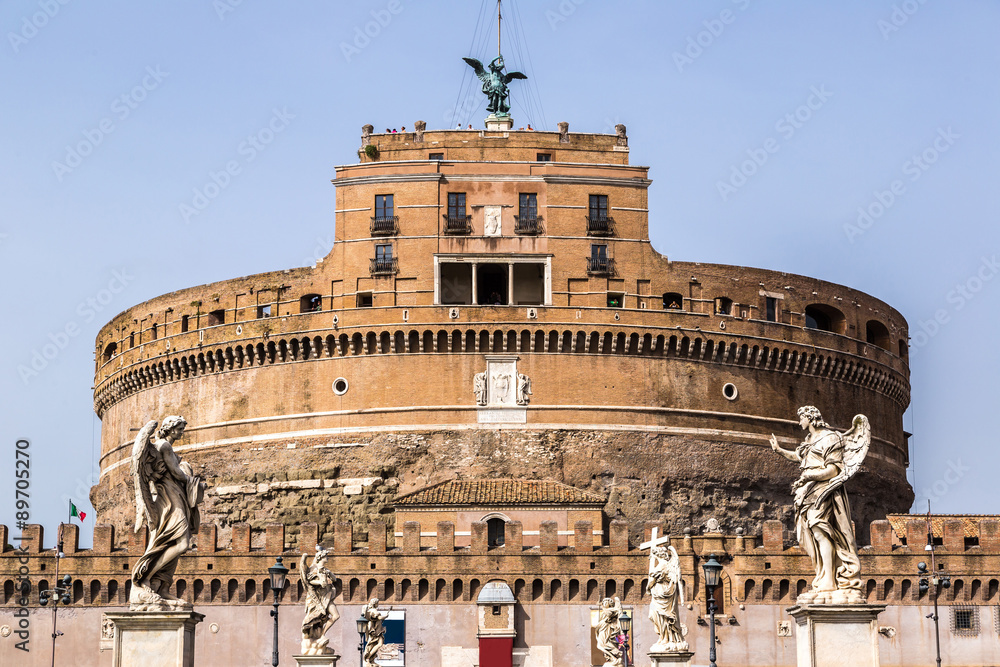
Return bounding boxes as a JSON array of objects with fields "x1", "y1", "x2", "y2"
[
  {"x1": 294, "y1": 654, "x2": 340, "y2": 667},
  {"x1": 787, "y1": 604, "x2": 886, "y2": 667},
  {"x1": 648, "y1": 650, "x2": 694, "y2": 666},
  {"x1": 485, "y1": 114, "x2": 513, "y2": 131},
  {"x1": 104, "y1": 610, "x2": 204, "y2": 667}
]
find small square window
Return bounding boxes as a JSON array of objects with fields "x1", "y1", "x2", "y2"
[
  {"x1": 492, "y1": 605, "x2": 501, "y2": 616},
  {"x1": 951, "y1": 606, "x2": 979, "y2": 636},
  {"x1": 607, "y1": 293, "x2": 623, "y2": 308},
  {"x1": 429, "y1": 153, "x2": 444, "y2": 160},
  {"x1": 357, "y1": 292, "x2": 373, "y2": 308},
  {"x1": 257, "y1": 305, "x2": 272, "y2": 318},
  {"x1": 536, "y1": 153, "x2": 551, "y2": 162}
]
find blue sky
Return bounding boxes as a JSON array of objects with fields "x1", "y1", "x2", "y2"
[{"x1": 2, "y1": 1, "x2": 997, "y2": 547}]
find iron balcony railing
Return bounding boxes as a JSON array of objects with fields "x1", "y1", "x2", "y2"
[
  {"x1": 586, "y1": 215, "x2": 616, "y2": 236},
  {"x1": 370, "y1": 257, "x2": 398, "y2": 275},
  {"x1": 514, "y1": 215, "x2": 543, "y2": 235},
  {"x1": 443, "y1": 215, "x2": 472, "y2": 234},
  {"x1": 370, "y1": 215, "x2": 399, "y2": 236},
  {"x1": 587, "y1": 256, "x2": 615, "y2": 275}
]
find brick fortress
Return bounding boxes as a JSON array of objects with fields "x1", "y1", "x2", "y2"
[{"x1": 4, "y1": 124, "x2": 995, "y2": 666}]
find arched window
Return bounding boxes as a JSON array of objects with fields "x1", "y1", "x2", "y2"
[
  {"x1": 663, "y1": 292, "x2": 684, "y2": 310},
  {"x1": 102, "y1": 342, "x2": 117, "y2": 363},
  {"x1": 486, "y1": 516, "x2": 507, "y2": 548},
  {"x1": 804, "y1": 304, "x2": 846, "y2": 334},
  {"x1": 866, "y1": 320, "x2": 891, "y2": 350}
]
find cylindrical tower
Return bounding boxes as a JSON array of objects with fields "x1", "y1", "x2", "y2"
[{"x1": 91, "y1": 126, "x2": 911, "y2": 547}]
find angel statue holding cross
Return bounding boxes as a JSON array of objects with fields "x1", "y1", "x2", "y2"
[
  {"x1": 642, "y1": 529, "x2": 687, "y2": 652},
  {"x1": 770, "y1": 406, "x2": 871, "y2": 605}
]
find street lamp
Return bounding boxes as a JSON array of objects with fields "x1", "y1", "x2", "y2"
[
  {"x1": 702, "y1": 553, "x2": 723, "y2": 667},
  {"x1": 356, "y1": 614, "x2": 368, "y2": 666},
  {"x1": 38, "y1": 525, "x2": 70, "y2": 667},
  {"x1": 918, "y1": 559, "x2": 950, "y2": 667},
  {"x1": 618, "y1": 609, "x2": 632, "y2": 667},
  {"x1": 268, "y1": 556, "x2": 289, "y2": 667}
]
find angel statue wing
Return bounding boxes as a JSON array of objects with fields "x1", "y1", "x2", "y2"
[
  {"x1": 815, "y1": 414, "x2": 871, "y2": 505},
  {"x1": 504, "y1": 71, "x2": 528, "y2": 84},
  {"x1": 667, "y1": 545, "x2": 684, "y2": 606},
  {"x1": 299, "y1": 553, "x2": 310, "y2": 589},
  {"x1": 462, "y1": 57, "x2": 488, "y2": 82},
  {"x1": 131, "y1": 420, "x2": 159, "y2": 533}
]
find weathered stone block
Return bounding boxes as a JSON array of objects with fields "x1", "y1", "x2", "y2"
[
  {"x1": 540, "y1": 521, "x2": 558, "y2": 553},
  {"x1": 334, "y1": 521, "x2": 353, "y2": 554},
  {"x1": 943, "y1": 519, "x2": 965, "y2": 552},
  {"x1": 471, "y1": 521, "x2": 487, "y2": 555},
  {"x1": 198, "y1": 524, "x2": 217, "y2": 553},
  {"x1": 232, "y1": 524, "x2": 251, "y2": 552},
  {"x1": 403, "y1": 521, "x2": 420, "y2": 553},
  {"x1": 437, "y1": 521, "x2": 455, "y2": 552},
  {"x1": 610, "y1": 520, "x2": 628, "y2": 554},
  {"x1": 265, "y1": 524, "x2": 285, "y2": 554},
  {"x1": 368, "y1": 520, "x2": 386, "y2": 553},
  {"x1": 574, "y1": 520, "x2": 592, "y2": 552},
  {"x1": 869, "y1": 520, "x2": 891, "y2": 552},
  {"x1": 763, "y1": 520, "x2": 784, "y2": 551},
  {"x1": 980, "y1": 519, "x2": 1000, "y2": 551}
]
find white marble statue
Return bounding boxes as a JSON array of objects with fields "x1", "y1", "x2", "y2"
[
  {"x1": 770, "y1": 406, "x2": 870, "y2": 604},
  {"x1": 473, "y1": 372, "x2": 487, "y2": 406},
  {"x1": 516, "y1": 372, "x2": 532, "y2": 405},
  {"x1": 300, "y1": 547, "x2": 339, "y2": 655},
  {"x1": 648, "y1": 543, "x2": 687, "y2": 652},
  {"x1": 596, "y1": 596, "x2": 625, "y2": 667},
  {"x1": 362, "y1": 597, "x2": 391, "y2": 667},
  {"x1": 129, "y1": 416, "x2": 206, "y2": 611}
]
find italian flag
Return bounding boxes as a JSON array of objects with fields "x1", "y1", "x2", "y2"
[{"x1": 70, "y1": 501, "x2": 86, "y2": 523}]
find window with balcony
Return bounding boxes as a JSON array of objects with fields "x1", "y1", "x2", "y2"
[
  {"x1": 516, "y1": 193, "x2": 540, "y2": 234},
  {"x1": 371, "y1": 194, "x2": 397, "y2": 235},
  {"x1": 445, "y1": 193, "x2": 471, "y2": 233},
  {"x1": 371, "y1": 244, "x2": 397, "y2": 275},
  {"x1": 587, "y1": 194, "x2": 614, "y2": 235},
  {"x1": 588, "y1": 244, "x2": 612, "y2": 275}
]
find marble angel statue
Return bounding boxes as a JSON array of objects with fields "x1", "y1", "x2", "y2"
[
  {"x1": 648, "y1": 542, "x2": 687, "y2": 652},
  {"x1": 596, "y1": 596, "x2": 625, "y2": 667},
  {"x1": 300, "y1": 547, "x2": 340, "y2": 655},
  {"x1": 362, "y1": 597, "x2": 391, "y2": 667},
  {"x1": 770, "y1": 406, "x2": 870, "y2": 604},
  {"x1": 129, "y1": 416, "x2": 206, "y2": 610}
]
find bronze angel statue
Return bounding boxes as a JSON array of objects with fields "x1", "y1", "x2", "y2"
[
  {"x1": 462, "y1": 55, "x2": 527, "y2": 116},
  {"x1": 300, "y1": 547, "x2": 340, "y2": 655},
  {"x1": 770, "y1": 406, "x2": 871, "y2": 604},
  {"x1": 129, "y1": 416, "x2": 206, "y2": 610}
]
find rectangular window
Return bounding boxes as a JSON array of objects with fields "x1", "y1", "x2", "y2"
[
  {"x1": 257, "y1": 304, "x2": 272, "y2": 318},
  {"x1": 357, "y1": 292, "x2": 373, "y2": 308},
  {"x1": 519, "y1": 193, "x2": 537, "y2": 219},
  {"x1": 180, "y1": 315, "x2": 189, "y2": 333},
  {"x1": 607, "y1": 292, "x2": 623, "y2": 308},
  {"x1": 375, "y1": 244, "x2": 392, "y2": 260},
  {"x1": 536, "y1": 153, "x2": 551, "y2": 162},
  {"x1": 951, "y1": 607, "x2": 979, "y2": 636},
  {"x1": 429, "y1": 153, "x2": 444, "y2": 160},
  {"x1": 375, "y1": 194, "x2": 394, "y2": 219},
  {"x1": 591, "y1": 244, "x2": 607, "y2": 261},
  {"x1": 492, "y1": 605, "x2": 501, "y2": 616},
  {"x1": 448, "y1": 193, "x2": 466, "y2": 219},
  {"x1": 589, "y1": 194, "x2": 608, "y2": 220},
  {"x1": 765, "y1": 296, "x2": 778, "y2": 322}
]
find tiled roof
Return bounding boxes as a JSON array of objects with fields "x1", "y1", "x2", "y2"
[
  {"x1": 395, "y1": 479, "x2": 606, "y2": 507},
  {"x1": 886, "y1": 514, "x2": 1000, "y2": 540}
]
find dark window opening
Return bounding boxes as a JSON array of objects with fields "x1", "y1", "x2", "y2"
[
  {"x1": 804, "y1": 304, "x2": 846, "y2": 334},
  {"x1": 765, "y1": 297, "x2": 778, "y2": 322},
  {"x1": 429, "y1": 153, "x2": 444, "y2": 160},
  {"x1": 300, "y1": 294, "x2": 322, "y2": 313},
  {"x1": 371, "y1": 244, "x2": 396, "y2": 274},
  {"x1": 607, "y1": 293, "x2": 623, "y2": 308},
  {"x1": 440, "y1": 263, "x2": 472, "y2": 305},
  {"x1": 151, "y1": 323, "x2": 158, "y2": 340},
  {"x1": 865, "y1": 320, "x2": 891, "y2": 351},
  {"x1": 445, "y1": 193, "x2": 470, "y2": 233},
  {"x1": 517, "y1": 193, "x2": 540, "y2": 234},
  {"x1": 356, "y1": 292, "x2": 373, "y2": 308},
  {"x1": 129, "y1": 332, "x2": 135, "y2": 348},
  {"x1": 207, "y1": 309, "x2": 225, "y2": 327},
  {"x1": 102, "y1": 342, "x2": 117, "y2": 363},
  {"x1": 588, "y1": 244, "x2": 611, "y2": 274},
  {"x1": 477, "y1": 264, "x2": 508, "y2": 306},
  {"x1": 589, "y1": 194, "x2": 609, "y2": 219},
  {"x1": 487, "y1": 518, "x2": 506, "y2": 547},
  {"x1": 715, "y1": 297, "x2": 733, "y2": 316},
  {"x1": 257, "y1": 304, "x2": 272, "y2": 318},
  {"x1": 180, "y1": 315, "x2": 190, "y2": 333},
  {"x1": 492, "y1": 604, "x2": 501, "y2": 615},
  {"x1": 536, "y1": 153, "x2": 551, "y2": 162},
  {"x1": 663, "y1": 292, "x2": 683, "y2": 310}
]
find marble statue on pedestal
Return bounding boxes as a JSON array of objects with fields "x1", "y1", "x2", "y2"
[
  {"x1": 300, "y1": 547, "x2": 339, "y2": 656},
  {"x1": 596, "y1": 596, "x2": 625, "y2": 667},
  {"x1": 362, "y1": 598, "x2": 391, "y2": 667},
  {"x1": 648, "y1": 542, "x2": 687, "y2": 652},
  {"x1": 770, "y1": 406, "x2": 871, "y2": 605},
  {"x1": 129, "y1": 416, "x2": 206, "y2": 611}
]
